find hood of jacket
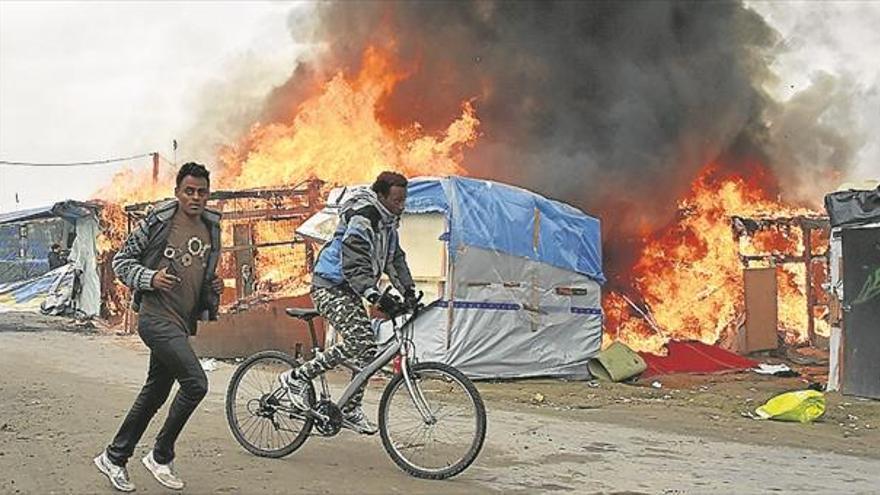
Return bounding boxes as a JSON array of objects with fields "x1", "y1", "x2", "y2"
[{"x1": 340, "y1": 187, "x2": 398, "y2": 227}]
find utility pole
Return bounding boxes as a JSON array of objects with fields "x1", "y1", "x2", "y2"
[{"x1": 152, "y1": 152, "x2": 159, "y2": 185}]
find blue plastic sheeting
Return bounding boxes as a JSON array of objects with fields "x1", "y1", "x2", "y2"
[
  {"x1": 0, "y1": 224, "x2": 21, "y2": 262},
  {"x1": 0, "y1": 220, "x2": 62, "y2": 283},
  {"x1": 405, "y1": 177, "x2": 605, "y2": 283},
  {"x1": 405, "y1": 179, "x2": 448, "y2": 214},
  {"x1": 0, "y1": 267, "x2": 64, "y2": 311}
]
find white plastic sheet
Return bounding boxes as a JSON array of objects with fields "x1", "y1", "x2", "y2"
[{"x1": 379, "y1": 246, "x2": 603, "y2": 379}]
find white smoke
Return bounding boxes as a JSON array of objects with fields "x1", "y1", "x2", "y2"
[{"x1": 749, "y1": 1, "x2": 880, "y2": 190}]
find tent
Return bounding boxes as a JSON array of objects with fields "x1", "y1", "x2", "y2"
[
  {"x1": 298, "y1": 176, "x2": 605, "y2": 379},
  {"x1": 0, "y1": 200, "x2": 101, "y2": 317}
]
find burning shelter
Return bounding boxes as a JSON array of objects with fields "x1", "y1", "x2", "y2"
[
  {"x1": 120, "y1": 181, "x2": 326, "y2": 358},
  {"x1": 0, "y1": 200, "x2": 101, "y2": 316},
  {"x1": 298, "y1": 176, "x2": 605, "y2": 379}
]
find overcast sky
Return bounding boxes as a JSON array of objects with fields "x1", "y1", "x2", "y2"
[
  {"x1": 747, "y1": 0, "x2": 880, "y2": 185},
  {"x1": 0, "y1": 1, "x2": 877, "y2": 212},
  {"x1": 0, "y1": 0, "x2": 305, "y2": 211}
]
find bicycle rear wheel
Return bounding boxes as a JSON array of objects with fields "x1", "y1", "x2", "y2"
[
  {"x1": 378, "y1": 362, "x2": 486, "y2": 479},
  {"x1": 225, "y1": 350, "x2": 314, "y2": 458}
]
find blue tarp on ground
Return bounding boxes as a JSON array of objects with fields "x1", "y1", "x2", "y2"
[
  {"x1": 0, "y1": 266, "x2": 69, "y2": 312},
  {"x1": 405, "y1": 177, "x2": 605, "y2": 284}
]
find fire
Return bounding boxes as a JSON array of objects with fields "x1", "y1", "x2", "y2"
[
  {"x1": 90, "y1": 41, "x2": 481, "y2": 312},
  {"x1": 93, "y1": 201, "x2": 132, "y2": 317},
  {"x1": 93, "y1": 161, "x2": 172, "y2": 206},
  {"x1": 251, "y1": 219, "x2": 311, "y2": 295},
  {"x1": 605, "y1": 163, "x2": 827, "y2": 354},
  {"x1": 215, "y1": 44, "x2": 479, "y2": 190},
  {"x1": 93, "y1": 43, "x2": 479, "y2": 203}
]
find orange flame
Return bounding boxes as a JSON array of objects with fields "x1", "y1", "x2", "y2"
[
  {"x1": 93, "y1": 43, "x2": 480, "y2": 203},
  {"x1": 605, "y1": 163, "x2": 827, "y2": 354},
  {"x1": 91, "y1": 41, "x2": 481, "y2": 309},
  {"x1": 216, "y1": 44, "x2": 479, "y2": 190}
]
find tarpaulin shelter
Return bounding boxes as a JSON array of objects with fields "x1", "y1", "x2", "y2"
[
  {"x1": 0, "y1": 201, "x2": 101, "y2": 317},
  {"x1": 298, "y1": 176, "x2": 605, "y2": 379}
]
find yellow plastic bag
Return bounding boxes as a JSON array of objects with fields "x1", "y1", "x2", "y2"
[{"x1": 755, "y1": 390, "x2": 826, "y2": 423}]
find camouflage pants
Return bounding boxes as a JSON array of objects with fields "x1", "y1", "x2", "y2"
[{"x1": 296, "y1": 286, "x2": 376, "y2": 413}]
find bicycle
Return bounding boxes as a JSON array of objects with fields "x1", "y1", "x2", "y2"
[{"x1": 224, "y1": 290, "x2": 487, "y2": 480}]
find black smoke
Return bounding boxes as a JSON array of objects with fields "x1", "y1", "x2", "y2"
[{"x1": 264, "y1": 0, "x2": 855, "y2": 277}]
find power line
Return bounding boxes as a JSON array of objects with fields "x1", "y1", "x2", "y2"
[{"x1": 0, "y1": 152, "x2": 156, "y2": 167}]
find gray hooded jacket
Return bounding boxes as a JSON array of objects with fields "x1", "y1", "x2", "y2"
[{"x1": 312, "y1": 187, "x2": 414, "y2": 300}]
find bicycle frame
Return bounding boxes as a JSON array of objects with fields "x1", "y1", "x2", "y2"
[{"x1": 278, "y1": 304, "x2": 437, "y2": 424}]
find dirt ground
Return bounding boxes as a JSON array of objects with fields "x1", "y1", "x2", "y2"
[
  {"x1": 476, "y1": 370, "x2": 880, "y2": 460},
  {"x1": 1, "y1": 313, "x2": 879, "y2": 494}
]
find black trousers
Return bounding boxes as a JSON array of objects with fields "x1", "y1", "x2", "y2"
[{"x1": 106, "y1": 316, "x2": 208, "y2": 466}]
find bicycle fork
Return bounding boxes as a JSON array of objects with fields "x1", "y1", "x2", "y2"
[{"x1": 399, "y1": 343, "x2": 437, "y2": 425}]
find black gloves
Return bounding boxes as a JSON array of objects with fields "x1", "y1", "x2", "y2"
[
  {"x1": 370, "y1": 291, "x2": 405, "y2": 316},
  {"x1": 404, "y1": 288, "x2": 417, "y2": 307},
  {"x1": 404, "y1": 288, "x2": 425, "y2": 310},
  {"x1": 368, "y1": 288, "x2": 422, "y2": 316},
  {"x1": 366, "y1": 292, "x2": 381, "y2": 304}
]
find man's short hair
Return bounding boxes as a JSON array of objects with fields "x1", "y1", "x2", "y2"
[
  {"x1": 51, "y1": 243, "x2": 60, "y2": 250},
  {"x1": 371, "y1": 171, "x2": 407, "y2": 196},
  {"x1": 176, "y1": 162, "x2": 210, "y2": 188}
]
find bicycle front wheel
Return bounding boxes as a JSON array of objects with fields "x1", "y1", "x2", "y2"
[
  {"x1": 225, "y1": 350, "x2": 314, "y2": 458},
  {"x1": 378, "y1": 362, "x2": 486, "y2": 479}
]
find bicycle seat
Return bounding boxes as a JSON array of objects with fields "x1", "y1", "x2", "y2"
[{"x1": 285, "y1": 308, "x2": 321, "y2": 321}]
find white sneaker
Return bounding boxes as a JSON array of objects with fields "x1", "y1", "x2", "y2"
[
  {"x1": 279, "y1": 369, "x2": 311, "y2": 411},
  {"x1": 93, "y1": 451, "x2": 135, "y2": 492},
  {"x1": 342, "y1": 406, "x2": 379, "y2": 435},
  {"x1": 141, "y1": 451, "x2": 184, "y2": 490}
]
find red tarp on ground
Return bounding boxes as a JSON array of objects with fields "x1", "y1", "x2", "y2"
[{"x1": 638, "y1": 341, "x2": 758, "y2": 378}]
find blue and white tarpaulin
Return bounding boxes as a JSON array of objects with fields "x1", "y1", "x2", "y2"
[
  {"x1": 300, "y1": 176, "x2": 604, "y2": 379},
  {"x1": 0, "y1": 201, "x2": 101, "y2": 316},
  {"x1": 439, "y1": 177, "x2": 604, "y2": 284}
]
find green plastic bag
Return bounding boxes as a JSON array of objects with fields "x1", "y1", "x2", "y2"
[{"x1": 755, "y1": 390, "x2": 826, "y2": 423}]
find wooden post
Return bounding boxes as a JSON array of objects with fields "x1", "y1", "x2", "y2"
[
  {"x1": 152, "y1": 152, "x2": 159, "y2": 184},
  {"x1": 803, "y1": 219, "x2": 816, "y2": 346}
]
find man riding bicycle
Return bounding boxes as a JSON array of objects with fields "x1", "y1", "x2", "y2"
[{"x1": 281, "y1": 171, "x2": 416, "y2": 435}]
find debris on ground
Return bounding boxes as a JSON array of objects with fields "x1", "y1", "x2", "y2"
[
  {"x1": 753, "y1": 390, "x2": 826, "y2": 423},
  {"x1": 200, "y1": 358, "x2": 220, "y2": 372},
  {"x1": 588, "y1": 341, "x2": 646, "y2": 382},
  {"x1": 753, "y1": 363, "x2": 798, "y2": 377}
]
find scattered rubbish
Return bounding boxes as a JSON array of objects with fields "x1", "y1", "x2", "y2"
[
  {"x1": 753, "y1": 363, "x2": 798, "y2": 377},
  {"x1": 588, "y1": 341, "x2": 646, "y2": 382},
  {"x1": 651, "y1": 381, "x2": 663, "y2": 389},
  {"x1": 753, "y1": 390, "x2": 826, "y2": 423},
  {"x1": 531, "y1": 393, "x2": 545, "y2": 404},
  {"x1": 200, "y1": 358, "x2": 220, "y2": 372}
]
